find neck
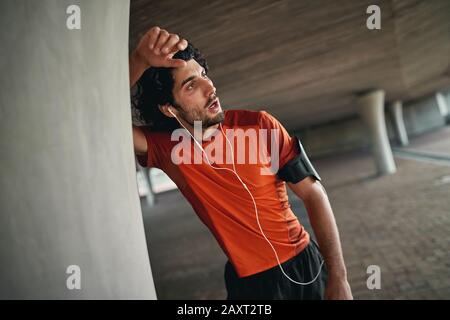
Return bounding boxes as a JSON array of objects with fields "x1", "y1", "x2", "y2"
[
  {"x1": 177, "y1": 117, "x2": 220, "y2": 142},
  {"x1": 202, "y1": 124, "x2": 220, "y2": 140}
]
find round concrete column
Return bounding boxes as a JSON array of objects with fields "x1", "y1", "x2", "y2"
[
  {"x1": 0, "y1": 0, "x2": 156, "y2": 299},
  {"x1": 389, "y1": 100, "x2": 409, "y2": 146},
  {"x1": 137, "y1": 167, "x2": 155, "y2": 208},
  {"x1": 145, "y1": 169, "x2": 156, "y2": 207},
  {"x1": 357, "y1": 89, "x2": 397, "y2": 175}
]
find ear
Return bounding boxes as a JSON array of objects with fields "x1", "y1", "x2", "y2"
[{"x1": 158, "y1": 104, "x2": 176, "y2": 118}]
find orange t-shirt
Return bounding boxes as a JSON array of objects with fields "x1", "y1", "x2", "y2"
[{"x1": 137, "y1": 109, "x2": 310, "y2": 277}]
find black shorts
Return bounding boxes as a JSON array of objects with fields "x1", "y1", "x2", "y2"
[{"x1": 224, "y1": 240, "x2": 328, "y2": 300}]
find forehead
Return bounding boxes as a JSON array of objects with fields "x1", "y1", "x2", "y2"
[{"x1": 172, "y1": 59, "x2": 203, "y2": 89}]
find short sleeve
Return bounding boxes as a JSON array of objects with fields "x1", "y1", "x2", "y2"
[
  {"x1": 258, "y1": 111, "x2": 300, "y2": 171},
  {"x1": 136, "y1": 126, "x2": 163, "y2": 168}
]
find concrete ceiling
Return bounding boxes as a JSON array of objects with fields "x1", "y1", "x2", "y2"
[{"x1": 129, "y1": 0, "x2": 450, "y2": 131}]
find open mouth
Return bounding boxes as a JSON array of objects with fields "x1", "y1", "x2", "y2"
[
  {"x1": 206, "y1": 98, "x2": 218, "y2": 109},
  {"x1": 206, "y1": 98, "x2": 220, "y2": 113}
]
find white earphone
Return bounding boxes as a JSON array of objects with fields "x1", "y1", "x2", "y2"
[{"x1": 167, "y1": 107, "x2": 324, "y2": 285}]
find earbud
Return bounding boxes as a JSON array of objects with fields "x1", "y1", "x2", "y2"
[{"x1": 168, "y1": 107, "x2": 176, "y2": 118}]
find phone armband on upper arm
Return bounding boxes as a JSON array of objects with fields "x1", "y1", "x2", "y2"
[{"x1": 276, "y1": 137, "x2": 322, "y2": 183}]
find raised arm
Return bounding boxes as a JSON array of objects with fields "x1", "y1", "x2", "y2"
[{"x1": 129, "y1": 26, "x2": 188, "y2": 155}]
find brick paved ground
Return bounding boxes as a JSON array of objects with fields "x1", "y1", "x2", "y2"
[{"x1": 142, "y1": 126, "x2": 450, "y2": 300}]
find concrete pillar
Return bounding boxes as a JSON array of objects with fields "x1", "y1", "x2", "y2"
[
  {"x1": 0, "y1": 0, "x2": 156, "y2": 299},
  {"x1": 436, "y1": 92, "x2": 449, "y2": 119},
  {"x1": 389, "y1": 100, "x2": 409, "y2": 146},
  {"x1": 145, "y1": 169, "x2": 156, "y2": 207},
  {"x1": 137, "y1": 167, "x2": 155, "y2": 208},
  {"x1": 356, "y1": 89, "x2": 397, "y2": 175}
]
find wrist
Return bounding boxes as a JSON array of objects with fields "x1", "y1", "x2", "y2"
[
  {"x1": 131, "y1": 50, "x2": 150, "y2": 71},
  {"x1": 327, "y1": 268, "x2": 348, "y2": 282}
]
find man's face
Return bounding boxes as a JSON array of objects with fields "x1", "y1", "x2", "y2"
[{"x1": 170, "y1": 59, "x2": 224, "y2": 128}]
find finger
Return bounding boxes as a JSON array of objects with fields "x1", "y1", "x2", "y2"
[
  {"x1": 177, "y1": 39, "x2": 188, "y2": 51},
  {"x1": 166, "y1": 58, "x2": 187, "y2": 68},
  {"x1": 167, "y1": 39, "x2": 188, "y2": 55},
  {"x1": 154, "y1": 29, "x2": 170, "y2": 54},
  {"x1": 147, "y1": 26, "x2": 160, "y2": 50},
  {"x1": 161, "y1": 34, "x2": 180, "y2": 54}
]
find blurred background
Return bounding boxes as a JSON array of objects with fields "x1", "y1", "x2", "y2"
[{"x1": 131, "y1": 0, "x2": 450, "y2": 299}]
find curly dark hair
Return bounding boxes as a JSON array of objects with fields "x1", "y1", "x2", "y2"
[{"x1": 131, "y1": 42, "x2": 209, "y2": 132}]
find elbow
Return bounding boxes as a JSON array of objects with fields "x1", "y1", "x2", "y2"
[{"x1": 303, "y1": 180, "x2": 328, "y2": 204}]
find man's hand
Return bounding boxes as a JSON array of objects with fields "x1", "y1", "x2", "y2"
[
  {"x1": 325, "y1": 276, "x2": 353, "y2": 300},
  {"x1": 134, "y1": 26, "x2": 188, "y2": 69}
]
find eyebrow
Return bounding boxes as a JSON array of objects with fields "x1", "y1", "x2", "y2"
[
  {"x1": 181, "y1": 75, "x2": 196, "y2": 88},
  {"x1": 180, "y1": 68, "x2": 206, "y2": 88}
]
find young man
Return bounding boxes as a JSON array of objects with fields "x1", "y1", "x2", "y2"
[{"x1": 130, "y1": 26, "x2": 353, "y2": 300}]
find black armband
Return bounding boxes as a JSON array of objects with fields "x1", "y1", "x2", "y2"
[{"x1": 277, "y1": 137, "x2": 321, "y2": 183}]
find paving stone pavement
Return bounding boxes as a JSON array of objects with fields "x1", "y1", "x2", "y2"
[{"x1": 142, "y1": 126, "x2": 450, "y2": 300}]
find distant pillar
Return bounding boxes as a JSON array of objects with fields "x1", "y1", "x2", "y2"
[
  {"x1": 144, "y1": 168, "x2": 155, "y2": 207},
  {"x1": 389, "y1": 100, "x2": 409, "y2": 146},
  {"x1": 436, "y1": 92, "x2": 449, "y2": 120},
  {"x1": 357, "y1": 89, "x2": 397, "y2": 175}
]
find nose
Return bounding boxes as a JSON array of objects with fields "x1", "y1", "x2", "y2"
[{"x1": 202, "y1": 77, "x2": 216, "y2": 98}]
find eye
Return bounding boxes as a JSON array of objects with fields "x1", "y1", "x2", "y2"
[{"x1": 187, "y1": 81, "x2": 195, "y2": 90}]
